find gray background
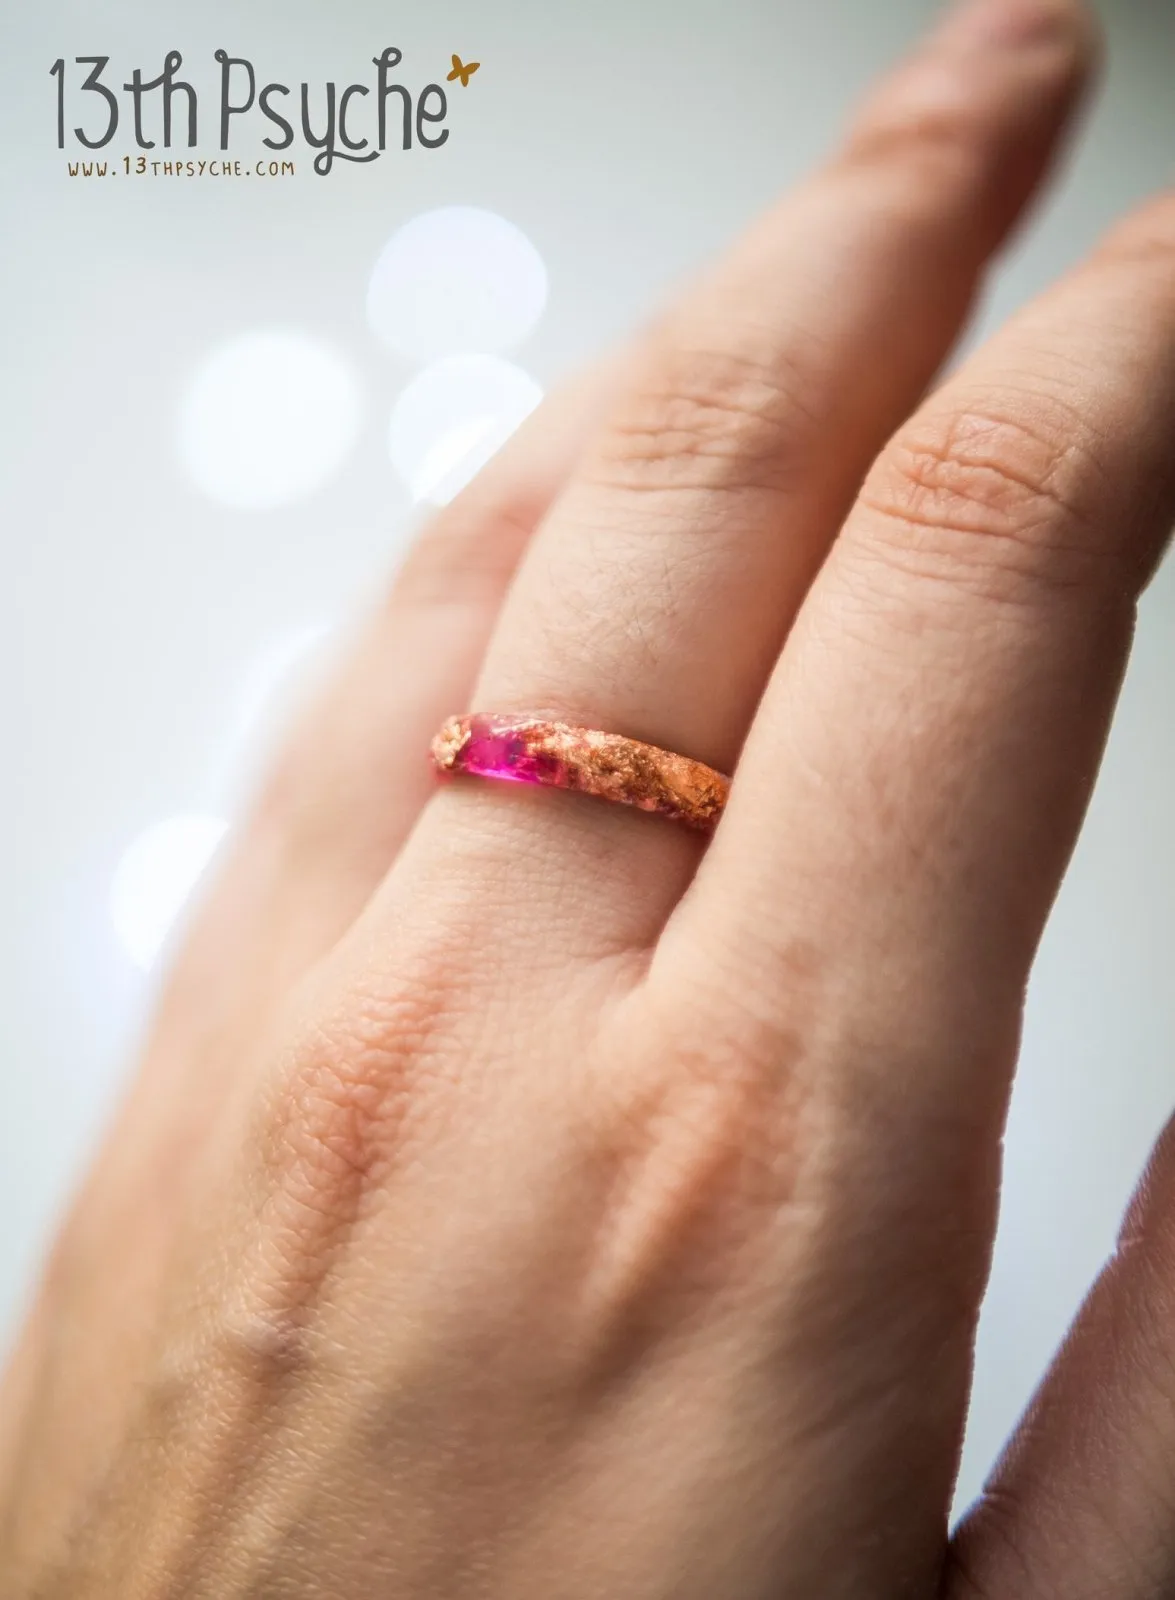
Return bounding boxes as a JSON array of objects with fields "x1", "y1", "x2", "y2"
[{"x1": 2, "y1": 0, "x2": 1174, "y2": 1518}]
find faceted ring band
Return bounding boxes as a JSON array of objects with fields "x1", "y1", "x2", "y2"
[{"x1": 430, "y1": 713, "x2": 731, "y2": 834}]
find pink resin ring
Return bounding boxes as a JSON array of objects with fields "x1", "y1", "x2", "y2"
[{"x1": 430, "y1": 713, "x2": 730, "y2": 834}]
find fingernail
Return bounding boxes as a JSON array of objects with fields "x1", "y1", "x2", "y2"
[{"x1": 940, "y1": 0, "x2": 1075, "y2": 46}]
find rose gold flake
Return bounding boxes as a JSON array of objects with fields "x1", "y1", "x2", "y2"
[{"x1": 430, "y1": 712, "x2": 730, "y2": 834}]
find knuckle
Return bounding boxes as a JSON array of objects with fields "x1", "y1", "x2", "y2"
[
  {"x1": 583, "y1": 938, "x2": 827, "y2": 1230},
  {"x1": 571, "y1": 1023, "x2": 811, "y2": 1375},
  {"x1": 589, "y1": 318, "x2": 821, "y2": 496},
  {"x1": 859, "y1": 400, "x2": 1115, "y2": 602},
  {"x1": 259, "y1": 964, "x2": 463, "y2": 1259},
  {"x1": 208, "y1": 1301, "x2": 319, "y2": 1395},
  {"x1": 578, "y1": 952, "x2": 991, "y2": 1380},
  {"x1": 840, "y1": 60, "x2": 993, "y2": 195},
  {"x1": 846, "y1": 102, "x2": 984, "y2": 190}
]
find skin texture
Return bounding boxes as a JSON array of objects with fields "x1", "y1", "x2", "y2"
[{"x1": 3, "y1": 0, "x2": 1175, "y2": 1594}]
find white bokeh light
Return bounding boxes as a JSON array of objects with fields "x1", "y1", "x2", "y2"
[
  {"x1": 177, "y1": 330, "x2": 361, "y2": 510},
  {"x1": 110, "y1": 815, "x2": 229, "y2": 972},
  {"x1": 367, "y1": 207, "x2": 548, "y2": 362},
  {"x1": 388, "y1": 355, "x2": 543, "y2": 506}
]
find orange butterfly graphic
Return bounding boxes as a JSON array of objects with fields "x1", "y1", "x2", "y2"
[{"x1": 447, "y1": 54, "x2": 480, "y2": 87}]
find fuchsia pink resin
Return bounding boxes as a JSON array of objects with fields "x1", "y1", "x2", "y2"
[{"x1": 430, "y1": 713, "x2": 730, "y2": 834}]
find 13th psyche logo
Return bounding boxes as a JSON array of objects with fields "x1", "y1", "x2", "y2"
[{"x1": 51, "y1": 48, "x2": 479, "y2": 177}]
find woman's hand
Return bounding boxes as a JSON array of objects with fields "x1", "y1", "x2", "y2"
[{"x1": 3, "y1": 1, "x2": 1174, "y2": 1595}]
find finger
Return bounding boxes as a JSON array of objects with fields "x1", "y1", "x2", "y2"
[
  {"x1": 403, "y1": 0, "x2": 1096, "y2": 955},
  {"x1": 163, "y1": 364, "x2": 622, "y2": 1038},
  {"x1": 945, "y1": 1114, "x2": 1175, "y2": 1600},
  {"x1": 684, "y1": 187, "x2": 1175, "y2": 1123},
  {"x1": 232, "y1": 361, "x2": 623, "y2": 970},
  {"x1": 664, "y1": 190, "x2": 1175, "y2": 1528}
]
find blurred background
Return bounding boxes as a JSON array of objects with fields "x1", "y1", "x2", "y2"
[{"x1": 3, "y1": 0, "x2": 1175, "y2": 1518}]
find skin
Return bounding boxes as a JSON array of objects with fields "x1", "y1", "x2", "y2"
[{"x1": 2, "y1": 0, "x2": 1175, "y2": 1592}]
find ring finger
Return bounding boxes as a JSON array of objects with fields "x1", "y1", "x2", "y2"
[{"x1": 402, "y1": 0, "x2": 1096, "y2": 955}]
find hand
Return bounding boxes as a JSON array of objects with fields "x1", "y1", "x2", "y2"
[{"x1": 3, "y1": 1, "x2": 1174, "y2": 1595}]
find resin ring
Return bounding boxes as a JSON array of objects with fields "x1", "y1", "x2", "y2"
[{"x1": 430, "y1": 713, "x2": 730, "y2": 834}]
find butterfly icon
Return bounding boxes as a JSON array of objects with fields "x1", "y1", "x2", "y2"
[{"x1": 447, "y1": 54, "x2": 480, "y2": 87}]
